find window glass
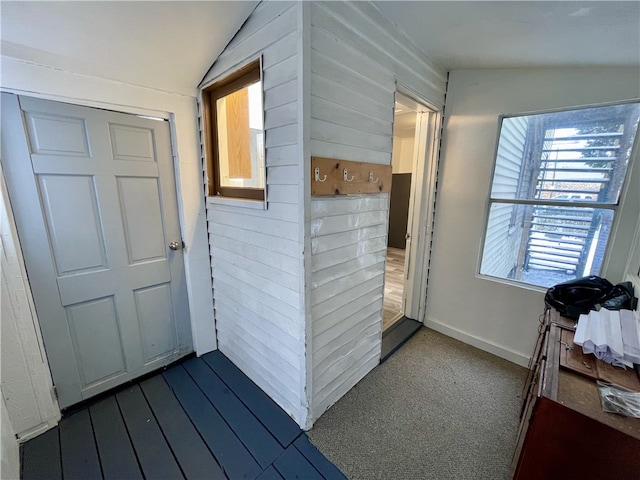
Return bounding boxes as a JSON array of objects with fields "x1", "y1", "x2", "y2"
[
  {"x1": 481, "y1": 102, "x2": 640, "y2": 288},
  {"x1": 215, "y1": 81, "x2": 264, "y2": 189},
  {"x1": 203, "y1": 59, "x2": 265, "y2": 201}
]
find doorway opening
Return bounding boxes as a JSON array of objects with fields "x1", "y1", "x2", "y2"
[
  {"x1": 383, "y1": 96, "x2": 416, "y2": 330},
  {"x1": 383, "y1": 92, "x2": 440, "y2": 333}
]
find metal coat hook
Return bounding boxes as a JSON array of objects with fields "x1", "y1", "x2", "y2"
[
  {"x1": 343, "y1": 168, "x2": 355, "y2": 182},
  {"x1": 369, "y1": 171, "x2": 379, "y2": 183},
  {"x1": 315, "y1": 167, "x2": 327, "y2": 182}
]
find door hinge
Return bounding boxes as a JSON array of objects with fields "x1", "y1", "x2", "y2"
[{"x1": 52, "y1": 385, "x2": 59, "y2": 401}]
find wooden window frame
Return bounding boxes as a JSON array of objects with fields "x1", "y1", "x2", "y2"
[{"x1": 202, "y1": 59, "x2": 265, "y2": 201}]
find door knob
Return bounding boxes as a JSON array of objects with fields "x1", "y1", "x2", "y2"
[{"x1": 169, "y1": 241, "x2": 182, "y2": 250}]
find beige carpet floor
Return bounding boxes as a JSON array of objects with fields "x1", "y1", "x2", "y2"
[{"x1": 308, "y1": 327, "x2": 527, "y2": 480}]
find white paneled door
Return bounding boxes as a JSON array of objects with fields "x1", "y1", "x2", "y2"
[{"x1": 1, "y1": 94, "x2": 192, "y2": 408}]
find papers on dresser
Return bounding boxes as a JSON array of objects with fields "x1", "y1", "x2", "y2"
[
  {"x1": 620, "y1": 309, "x2": 640, "y2": 364},
  {"x1": 574, "y1": 308, "x2": 640, "y2": 369}
]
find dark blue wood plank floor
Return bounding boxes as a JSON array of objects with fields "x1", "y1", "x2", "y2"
[{"x1": 21, "y1": 351, "x2": 347, "y2": 480}]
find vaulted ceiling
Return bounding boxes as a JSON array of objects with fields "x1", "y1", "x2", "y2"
[
  {"x1": 1, "y1": 1, "x2": 260, "y2": 96},
  {"x1": 2, "y1": 1, "x2": 638, "y2": 97}
]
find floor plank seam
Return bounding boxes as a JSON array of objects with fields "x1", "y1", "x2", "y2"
[
  {"x1": 86, "y1": 409, "x2": 106, "y2": 480},
  {"x1": 137, "y1": 381, "x2": 191, "y2": 480},
  {"x1": 113, "y1": 395, "x2": 143, "y2": 479},
  {"x1": 181, "y1": 363, "x2": 267, "y2": 473},
  {"x1": 294, "y1": 443, "x2": 328, "y2": 479},
  {"x1": 200, "y1": 355, "x2": 297, "y2": 450},
  {"x1": 161, "y1": 366, "x2": 232, "y2": 479},
  {"x1": 57, "y1": 427, "x2": 63, "y2": 480}
]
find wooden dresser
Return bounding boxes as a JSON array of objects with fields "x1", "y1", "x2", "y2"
[{"x1": 512, "y1": 309, "x2": 640, "y2": 480}]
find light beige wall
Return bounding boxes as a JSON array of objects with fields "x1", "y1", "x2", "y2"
[
  {"x1": 391, "y1": 136, "x2": 414, "y2": 174},
  {"x1": 427, "y1": 67, "x2": 640, "y2": 365}
]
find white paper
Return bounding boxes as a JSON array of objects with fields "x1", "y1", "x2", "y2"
[
  {"x1": 574, "y1": 309, "x2": 634, "y2": 369},
  {"x1": 573, "y1": 313, "x2": 590, "y2": 346},
  {"x1": 620, "y1": 309, "x2": 640, "y2": 364}
]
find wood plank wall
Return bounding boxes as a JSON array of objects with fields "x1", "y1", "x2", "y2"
[
  {"x1": 308, "y1": 1, "x2": 447, "y2": 421},
  {"x1": 0, "y1": 168, "x2": 59, "y2": 440},
  {"x1": 199, "y1": 0, "x2": 446, "y2": 428},
  {"x1": 199, "y1": 1, "x2": 305, "y2": 423}
]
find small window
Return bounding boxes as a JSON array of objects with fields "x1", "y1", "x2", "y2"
[
  {"x1": 202, "y1": 59, "x2": 265, "y2": 200},
  {"x1": 480, "y1": 102, "x2": 640, "y2": 288}
]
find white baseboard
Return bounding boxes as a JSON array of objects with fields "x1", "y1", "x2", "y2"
[
  {"x1": 17, "y1": 418, "x2": 60, "y2": 443},
  {"x1": 423, "y1": 317, "x2": 530, "y2": 367}
]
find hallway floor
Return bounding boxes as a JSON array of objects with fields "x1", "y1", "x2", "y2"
[
  {"x1": 21, "y1": 351, "x2": 346, "y2": 480},
  {"x1": 383, "y1": 247, "x2": 405, "y2": 331}
]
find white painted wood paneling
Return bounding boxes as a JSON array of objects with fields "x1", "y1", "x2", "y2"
[
  {"x1": 199, "y1": 0, "x2": 445, "y2": 427},
  {"x1": 200, "y1": 1, "x2": 307, "y2": 425},
  {"x1": 308, "y1": 1, "x2": 446, "y2": 422},
  {"x1": 1, "y1": 166, "x2": 60, "y2": 440},
  {"x1": 1, "y1": 395, "x2": 19, "y2": 479}
]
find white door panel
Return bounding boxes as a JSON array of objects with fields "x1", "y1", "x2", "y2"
[
  {"x1": 38, "y1": 174, "x2": 108, "y2": 275},
  {"x1": 1, "y1": 93, "x2": 192, "y2": 408},
  {"x1": 117, "y1": 176, "x2": 167, "y2": 263},
  {"x1": 66, "y1": 296, "x2": 127, "y2": 388}
]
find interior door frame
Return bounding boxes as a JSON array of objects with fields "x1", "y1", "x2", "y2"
[
  {"x1": 395, "y1": 88, "x2": 442, "y2": 323},
  {"x1": 1, "y1": 92, "x2": 194, "y2": 407}
]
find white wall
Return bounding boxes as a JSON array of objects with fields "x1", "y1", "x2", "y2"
[
  {"x1": 308, "y1": 1, "x2": 446, "y2": 422},
  {"x1": 626, "y1": 214, "x2": 640, "y2": 278},
  {"x1": 391, "y1": 136, "x2": 415, "y2": 174},
  {"x1": 199, "y1": 1, "x2": 308, "y2": 425},
  {"x1": 1, "y1": 168, "x2": 32, "y2": 478},
  {"x1": 1, "y1": 166, "x2": 60, "y2": 441},
  {"x1": 0, "y1": 53, "x2": 215, "y2": 434},
  {"x1": 198, "y1": 0, "x2": 446, "y2": 427},
  {"x1": 427, "y1": 68, "x2": 640, "y2": 366}
]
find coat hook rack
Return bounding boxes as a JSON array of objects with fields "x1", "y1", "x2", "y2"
[
  {"x1": 343, "y1": 168, "x2": 355, "y2": 182},
  {"x1": 311, "y1": 156, "x2": 391, "y2": 196},
  {"x1": 314, "y1": 167, "x2": 327, "y2": 182}
]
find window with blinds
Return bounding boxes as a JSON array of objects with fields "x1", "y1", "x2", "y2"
[{"x1": 480, "y1": 102, "x2": 640, "y2": 288}]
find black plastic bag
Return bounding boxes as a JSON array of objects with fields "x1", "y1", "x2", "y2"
[
  {"x1": 601, "y1": 281, "x2": 638, "y2": 311},
  {"x1": 545, "y1": 276, "x2": 637, "y2": 319},
  {"x1": 544, "y1": 276, "x2": 613, "y2": 319}
]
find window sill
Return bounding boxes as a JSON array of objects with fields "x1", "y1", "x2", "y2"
[
  {"x1": 475, "y1": 273, "x2": 548, "y2": 293},
  {"x1": 206, "y1": 196, "x2": 267, "y2": 210}
]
